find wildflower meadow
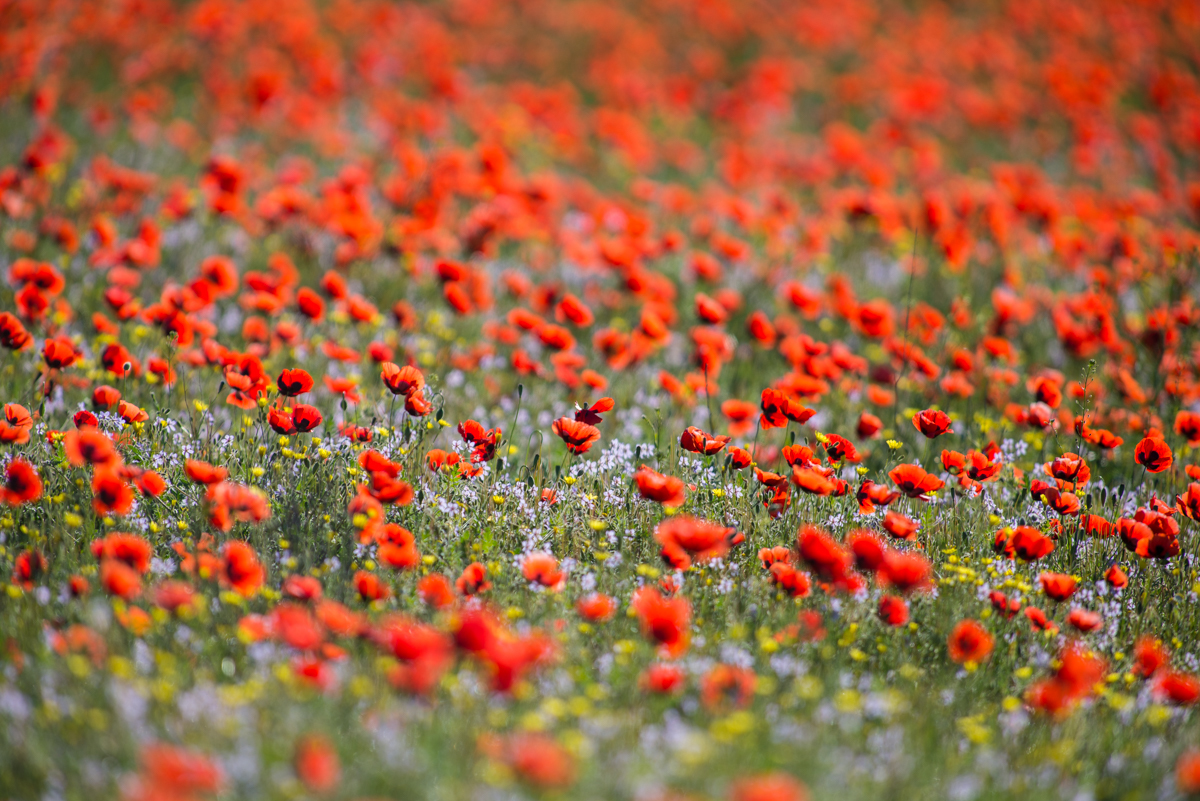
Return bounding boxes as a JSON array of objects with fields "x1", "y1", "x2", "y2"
[{"x1": 3, "y1": 0, "x2": 1200, "y2": 798}]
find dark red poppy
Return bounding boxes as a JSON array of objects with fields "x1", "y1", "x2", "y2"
[
  {"x1": 680, "y1": 426, "x2": 729, "y2": 455},
  {"x1": 912, "y1": 409, "x2": 952, "y2": 438},
  {"x1": 0, "y1": 312, "x2": 31, "y2": 350},
  {"x1": 92, "y1": 469, "x2": 133, "y2": 516},
  {"x1": 888, "y1": 464, "x2": 944, "y2": 499},
  {"x1": 947, "y1": 620, "x2": 993, "y2": 664},
  {"x1": 551, "y1": 417, "x2": 601, "y2": 454},
  {"x1": 278, "y1": 368, "x2": 314, "y2": 396},
  {"x1": 878, "y1": 595, "x2": 909, "y2": 626},
  {"x1": 292, "y1": 404, "x2": 323, "y2": 433},
  {"x1": 3, "y1": 459, "x2": 42, "y2": 506},
  {"x1": 1134, "y1": 436, "x2": 1173, "y2": 473},
  {"x1": 760, "y1": 388, "x2": 815, "y2": 429},
  {"x1": 380, "y1": 362, "x2": 424, "y2": 397},
  {"x1": 1010, "y1": 526, "x2": 1055, "y2": 561},
  {"x1": 43, "y1": 336, "x2": 78, "y2": 369},
  {"x1": 268, "y1": 407, "x2": 297, "y2": 435}
]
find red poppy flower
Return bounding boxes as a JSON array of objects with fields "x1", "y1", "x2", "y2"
[
  {"x1": 91, "y1": 532, "x2": 152, "y2": 573},
  {"x1": 12, "y1": 548, "x2": 47, "y2": 588},
  {"x1": 0, "y1": 312, "x2": 31, "y2": 350},
  {"x1": 283, "y1": 575, "x2": 323, "y2": 602},
  {"x1": 879, "y1": 551, "x2": 932, "y2": 594},
  {"x1": 965, "y1": 451, "x2": 1002, "y2": 482},
  {"x1": 823, "y1": 433, "x2": 860, "y2": 463},
  {"x1": 856, "y1": 480, "x2": 900, "y2": 514},
  {"x1": 1025, "y1": 643, "x2": 1106, "y2": 715},
  {"x1": 219, "y1": 540, "x2": 265, "y2": 597},
  {"x1": 947, "y1": 620, "x2": 993, "y2": 664},
  {"x1": 369, "y1": 522, "x2": 419, "y2": 569},
  {"x1": 640, "y1": 663, "x2": 686, "y2": 694},
  {"x1": 1134, "y1": 436, "x2": 1173, "y2": 473},
  {"x1": 634, "y1": 465, "x2": 687, "y2": 507},
  {"x1": 574, "y1": 397, "x2": 614, "y2": 425},
  {"x1": 1044, "y1": 452, "x2": 1090, "y2": 491},
  {"x1": 942, "y1": 449, "x2": 966, "y2": 474},
  {"x1": 277, "y1": 368, "x2": 314, "y2": 396},
  {"x1": 760, "y1": 388, "x2": 815, "y2": 429},
  {"x1": 185, "y1": 460, "x2": 227, "y2": 484},
  {"x1": 91, "y1": 469, "x2": 133, "y2": 515},
  {"x1": 746, "y1": 311, "x2": 777, "y2": 347},
  {"x1": 292, "y1": 404, "x2": 323, "y2": 433},
  {"x1": 856, "y1": 411, "x2": 883, "y2": 439},
  {"x1": 1024, "y1": 605, "x2": 1058, "y2": 634},
  {"x1": 522, "y1": 552, "x2": 565, "y2": 590},
  {"x1": 92, "y1": 385, "x2": 122, "y2": 410},
  {"x1": 456, "y1": 562, "x2": 491, "y2": 596},
  {"x1": 1010, "y1": 526, "x2": 1055, "y2": 561},
  {"x1": 416, "y1": 574, "x2": 455, "y2": 609},
  {"x1": 1133, "y1": 636, "x2": 1170, "y2": 678},
  {"x1": 380, "y1": 362, "x2": 425, "y2": 397},
  {"x1": 365, "y1": 471, "x2": 413, "y2": 506},
  {"x1": 495, "y1": 733, "x2": 576, "y2": 790},
  {"x1": 296, "y1": 287, "x2": 325, "y2": 321},
  {"x1": 404, "y1": 391, "x2": 433, "y2": 417},
  {"x1": 655, "y1": 516, "x2": 740, "y2": 570},
  {"x1": 766, "y1": 562, "x2": 810, "y2": 598},
  {"x1": 990, "y1": 590, "x2": 1020, "y2": 619},
  {"x1": 700, "y1": 663, "x2": 756, "y2": 711},
  {"x1": 426, "y1": 449, "x2": 461, "y2": 472},
  {"x1": 118, "y1": 400, "x2": 149, "y2": 423},
  {"x1": 632, "y1": 586, "x2": 691, "y2": 657},
  {"x1": 341, "y1": 424, "x2": 373, "y2": 443},
  {"x1": 1155, "y1": 672, "x2": 1200, "y2": 706},
  {"x1": 727, "y1": 446, "x2": 753, "y2": 469},
  {"x1": 680, "y1": 426, "x2": 729, "y2": 455},
  {"x1": 912, "y1": 409, "x2": 952, "y2": 438},
  {"x1": 789, "y1": 465, "x2": 836, "y2": 496},
  {"x1": 1178, "y1": 751, "x2": 1200, "y2": 794},
  {"x1": 63, "y1": 429, "x2": 118, "y2": 467},
  {"x1": 1066, "y1": 608, "x2": 1103, "y2": 632},
  {"x1": 355, "y1": 570, "x2": 391, "y2": 603},
  {"x1": 1039, "y1": 571, "x2": 1078, "y2": 601},
  {"x1": 1178, "y1": 482, "x2": 1200, "y2": 521},
  {"x1": 1175, "y1": 411, "x2": 1200, "y2": 447},
  {"x1": 268, "y1": 407, "x2": 297, "y2": 435},
  {"x1": 100, "y1": 559, "x2": 142, "y2": 599},
  {"x1": 43, "y1": 336, "x2": 78, "y2": 369},
  {"x1": 153, "y1": 580, "x2": 196, "y2": 613},
  {"x1": 729, "y1": 772, "x2": 809, "y2": 801},
  {"x1": 882, "y1": 511, "x2": 918, "y2": 541},
  {"x1": 294, "y1": 734, "x2": 340, "y2": 794},
  {"x1": 878, "y1": 595, "x2": 909, "y2": 626},
  {"x1": 796, "y1": 524, "x2": 852, "y2": 585},
  {"x1": 888, "y1": 463, "x2": 944, "y2": 499},
  {"x1": 0, "y1": 408, "x2": 31, "y2": 445},
  {"x1": 576, "y1": 593, "x2": 617, "y2": 622},
  {"x1": 846, "y1": 530, "x2": 886, "y2": 573},
  {"x1": 551, "y1": 417, "x2": 601, "y2": 454}
]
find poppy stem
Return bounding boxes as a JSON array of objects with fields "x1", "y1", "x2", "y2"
[
  {"x1": 890, "y1": 228, "x2": 921, "y2": 431},
  {"x1": 499, "y1": 383, "x2": 524, "y2": 472},
  {"x1": 703, "y1": 361, "x2": 716, "y2": 432}
]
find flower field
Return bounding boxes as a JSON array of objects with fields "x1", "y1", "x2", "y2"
[{"x1": 4, "y1": 0, "x2": 1200, "y2": 798}]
